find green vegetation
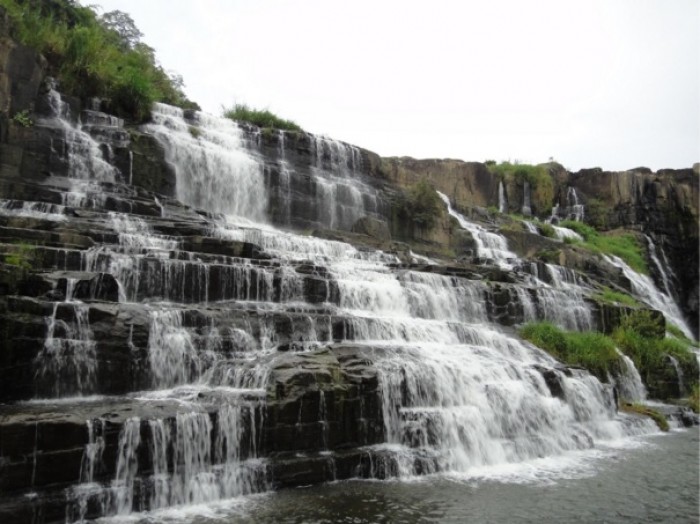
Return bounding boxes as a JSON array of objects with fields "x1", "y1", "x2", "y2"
[
  {"x1": 223, "y1": 103, "x2": 302, "y2": 132},
  {"x1": 690, "y1": 385, "x2": 700, "y2": 413},
  {"x1": 521, "y1": 316, "x2": 699, "y2": 399},
  {"x1": 620, "y1": 402, "x2": 669, "y2": 432},
  {"x1": 593, "y1": 286, "x2": 640, "y2": 307},
  {"x1": 0, "y1": 0, "x2": 198, "y2": 121},
  {"x1": 11, "y1": 109, "x2": 33, "y2": 127},
  {"x1": 538, "y1": 222, "x2": 555, "y2": 238},
  {"x1": 487, "y1": 161, "x2": 554, "y2": 213},
  {"x1": 520, "y1": 322, "x2": 620, "y2": 380},
  {"x1": 666, "y1": 323, "x2": 692, "y2": 343},
  {"x1": 395, "y1": 180, "x2": 443, "y2": 230},
  {"x1": 559, "y1": 220, "x2": 648, "y2": 274},
  {"x1": 4, "y1": 242, "x2": 35, "y2": 270}
]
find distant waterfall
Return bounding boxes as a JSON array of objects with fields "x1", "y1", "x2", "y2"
[
  {"x1": 521, "y1": 181, "x2": 532, "y2": 216},
  {"x1": 567, "y1": 187, "x2": 585, "y2": 221},
  {"x1": 498, "y1": 180, "x2": 508, "y2": 213}
]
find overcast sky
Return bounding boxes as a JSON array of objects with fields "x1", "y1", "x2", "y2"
[{"x1": 92, "y1": 0, "x2": 699, "y2": 171}]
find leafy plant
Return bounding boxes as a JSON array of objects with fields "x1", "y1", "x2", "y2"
[
  {"x1": 539, "y1": 223, "x2": 555, "y2": 238},
  {"x1": 4, "y1": 242, "x2": 35, "y2": 270},
  {"x1": 223, "y1": 103, "x2": 302, "y2": 131},
  {"x1": 11, "y1": 109, "x2": 33, "y2": 127},
  {"x1": 395, "y1": 180, "x2": 443, "y2": 230}
]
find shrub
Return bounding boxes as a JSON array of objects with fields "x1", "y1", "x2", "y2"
[
  {"x1": 394, "y1": 180, "x2": 443, "y2": 231},
  {"x1": 0, "y1": 0, "x2": 198, "y2": 121},
  {"x1": 690, "y1": 385, "x2": 700, "y2": 413},
  {"x1": 223, "y1": 104, "x2": 302, "y2": 132},
  {"x1": 620, "y1": 309, "x2": 664, "y2": 339},
  {"x1": 539, "y1": 223, "x2": 555, "y2": 238},
  {"x1": 11, "y1": 110, "x2": 33, "y2": 127},
  {"x1": 560, "y1": 220, "x2": 648, "y2": 274}
]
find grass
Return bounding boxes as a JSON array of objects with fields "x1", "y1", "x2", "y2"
[
  {"x1": 559, "y1": 220, "x2": 648, "y2": 274},
  {"x1": 593, "y1": 286, "x2": 640, "y2": 307},
  {"x1": 520, "y1": 322, "x2": 621, "y2": 380},
  {"x1": 620, "y1": 402, "x2": 669, "y2": 431},
  {"x1": 0, "y1": 0, "x2": 198, "y2": 121},
  {"x1": 223, "y1": 104, "x2": 302, "y2": 132},
  {"x1": 538, "y1": 222, "x2": 556, "y2": 238}
]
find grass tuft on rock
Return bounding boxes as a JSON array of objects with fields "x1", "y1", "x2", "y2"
[
  {"x1": 620, "y1": 402, "x2": 669, "y2": 431},
  {"x1": 223, "y1": 104, "x2": 302, "y2": 132},
  {"x1": 593, "y1": 286, "x2": 640, "y2": 307}
]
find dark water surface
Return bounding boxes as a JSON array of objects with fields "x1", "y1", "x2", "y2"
[{"x1": 114, "y1": 428, "x2": 699, "y2": 524}]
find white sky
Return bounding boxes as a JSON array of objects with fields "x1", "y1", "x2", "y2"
[{"x1": 92, "y1": 0, "x2": 699, "y2": 171}]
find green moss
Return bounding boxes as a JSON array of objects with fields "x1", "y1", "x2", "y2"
[
  {"x1": 593, "y1": 287, "x2": 640, "y2": 307},
  {"x1": 223, "y1": 104, "x2": 302, "y2": 132},
  {"x1": 3, "y1": 242, "x2": 35, "y2": 271},
  {"x1": 560, "y1": 220, "x2": 648, "y2": 274},
  {"x1": 620, "y1": 402, "x2": 669, "y2": 432}
]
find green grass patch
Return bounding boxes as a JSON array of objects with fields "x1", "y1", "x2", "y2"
[
  {"x1": 620, "y1": 402, "x2": 669, "y2": 431},
  {"x1": 538, "y1": 222, "x2": 556, "y2": 238},
  {"x1": 560, "y1": 220, "x2": 648, "y2": 274},
  {"x1": 223, "y1": 104, "x2": 302, "y2": 132},
  {"x1": 0, "y1": 0, "x2": 198, "y2": 121},
  {"x1": 520, "y1": 322, "x2": 620, "y2": 380},
  {"x1": 593, "y1": 286, "x2": 640, "y2": 307}
]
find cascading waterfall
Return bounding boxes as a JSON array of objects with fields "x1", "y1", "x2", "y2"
[
  {"x1": 437, "y1": 191, "x2": 517, "y2": 267},
  {"x1": 644, "y1": 234, "x2": 675, "y2": 299},
  {"x1": 521, "y1": 182, "x2": 532, "y2": 216},
  {"x1": 603, "y1": 254, "x2": 695, "y2": 340},
  {"x1": 567, "y1": 187, "x2": 584, "y2": 222},
  {"x1": 7, "y1": 95, "x2": 666, "y2": 523},
  {"x1": 498, "y1": 180, "x2": 508, "y2": 213},
  {"x1": 614, "y1": 349, "x2": 647, "y2": 402}
]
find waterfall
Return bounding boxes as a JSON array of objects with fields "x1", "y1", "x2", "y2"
[
  {"x1": 551, "y1": 224, "x2": 583, "y2": 242},
  {"x1": 437, "y1": 191, "x2": 517, "y2": 267},
  {"x1": 521, "y1": 181, "x2": 532, "y2": 216},
  {"x1": 498, "y1": 180, "x2": 508, "y2": 213},
  {"x1": 644, "y1": 234, "x2": 675, "y2": 299},
  {"x1": 667, "y1": 356, "x2": 685, "y2": 395},
  {"x1": 145, "y1": 104, "x2": 268, "y2": 221},
  {"x1": 614, "y1": 349, "x2": 647, "y2": 402},
  {"x1": 5, "y1": 98, "x2": 664, "y2": 522},
  {"x1": 603, "y1": 254, "x2": 695, "y2": 340},
  {"x1": 567, "y1": 187, "x2": 585, "y2": 221}
]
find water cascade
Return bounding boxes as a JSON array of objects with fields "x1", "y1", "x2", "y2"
[
  {"x1": 437, "y1": 191, "x2": 517, "y2": 267},
  {"x1": 567, "y1": 187, "x2": 585, "y2": 222},
  {"x1": 498, "y1": 180, "x2": 507, "y2": 213},
  {"x1": 603, "y1": 255, "x2": 695, "y2": 340},
  {"x1": 521, "y1": 181, "x2": 532, "y2": 216},
  {"x1": 0, "y1": 94, "x2": 669, "y2": 523}
]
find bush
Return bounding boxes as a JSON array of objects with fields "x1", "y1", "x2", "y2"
[
  {"x1": 395, "y1": 180, "x2": 443, "y2": 230},
  {"x1": 560, "y1": 220, "x2": 648, "y2": 274},
  {"x1": 539, "y1": 223, "x2": 555, "y2": 238},
  {"x1": 620, "y1": 309, "x2": 664, "y2": 339},
  {"x1": 0, "y1": 0, "x2": 198, "y2": 121},
  {"x1": 223, "y1": 104, "x2": 302, "y2": 131}
]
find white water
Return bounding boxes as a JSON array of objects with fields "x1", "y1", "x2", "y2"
[
  {"x1": 30, "y1": 98, "x2": 664, "y2": 521},
  {"x1": 567, "y1": 187, "x2": 585, "y2": 222},
  {"x1": 437, "y1": 191, "x2": 517, "y2": 267},
  {"x1": 521, "y1": 181, "x2": 532, "y2": 216},
  {"x1": 644, "y1": 234, "x2": 674, "y2": 298},
  {"x1": 614, "y1": 349, "x2": 647, "y2": 402},
  {"x1": 498, "y1": 180, "x2": 507, "y2": 213},
  {"x1": 603, "y1": 254, "x2": 695, "y2": 340}
]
